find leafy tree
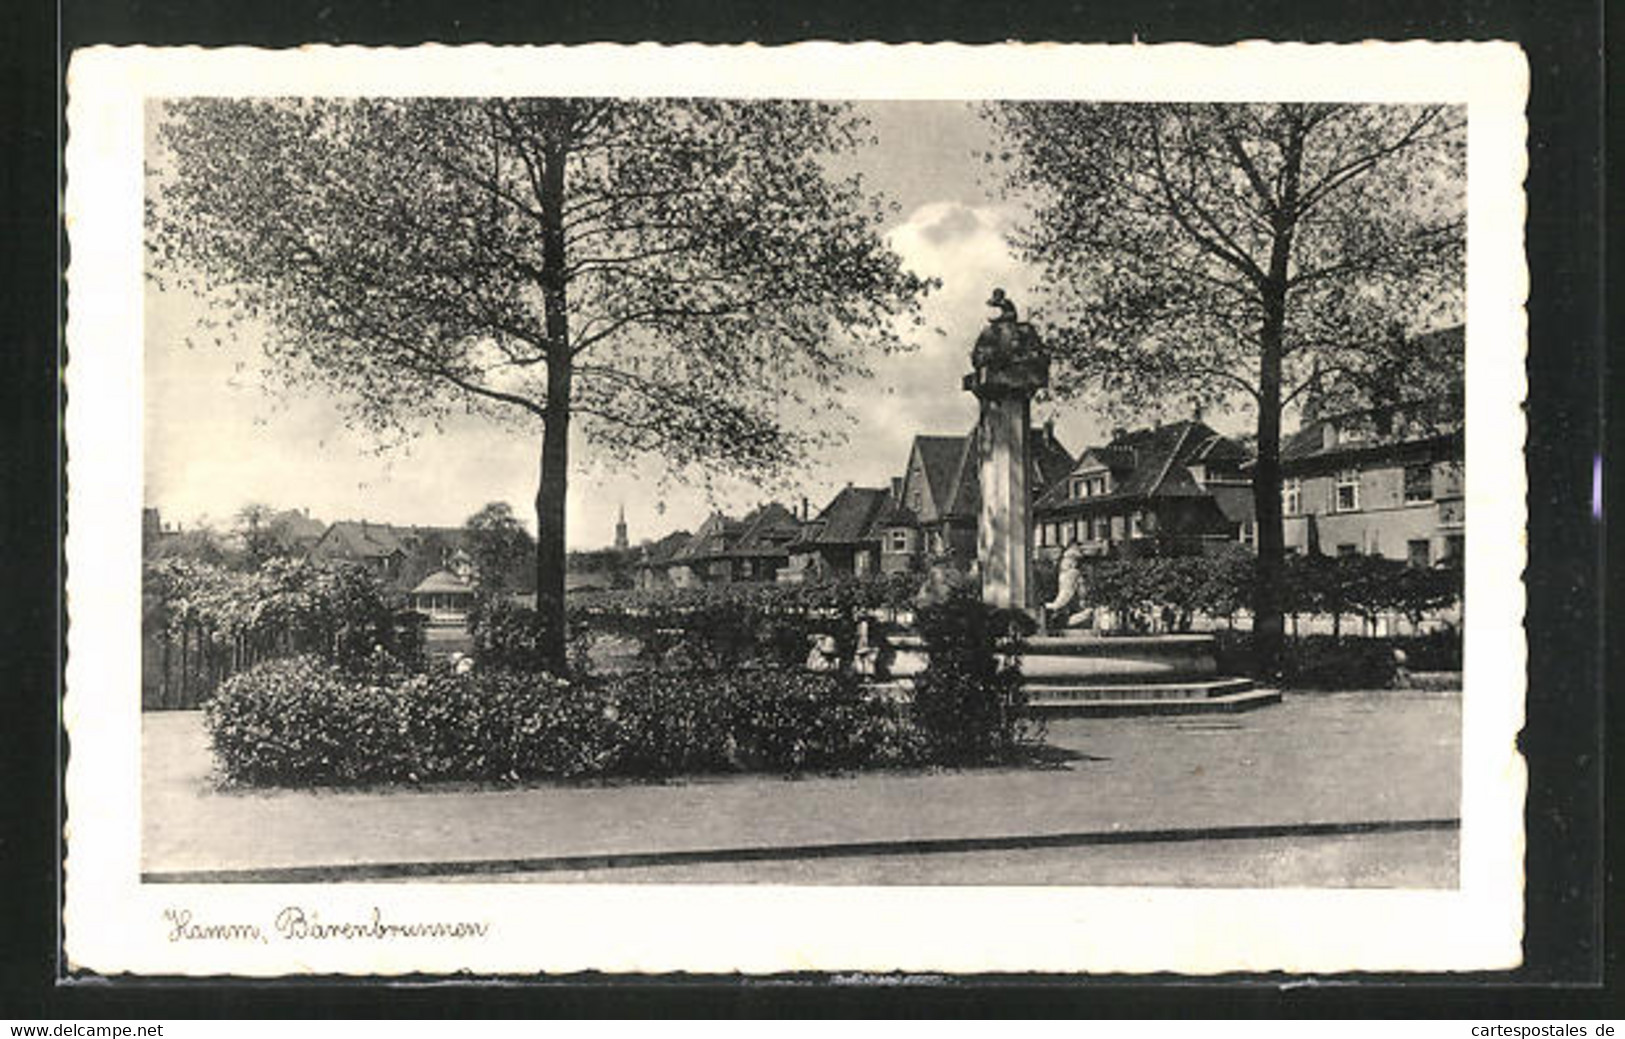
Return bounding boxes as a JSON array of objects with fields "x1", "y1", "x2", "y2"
[
  {"x1": 151, "y1": 98, "x2": 933, "y2": 671},
  {"x1": 234, "y1": 501, "x2": 285, "y2": 566},
  {"x1": 463, "y1": 502, "x2": 535, "y2": 597},
  {"x1": 985, "y1": 102, "x2": 1464, "y2": 671}
]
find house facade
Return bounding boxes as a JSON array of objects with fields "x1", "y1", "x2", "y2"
[
  {"x1": 781, "y1": 485, "x2": 891, "y2": 582},
  {"x1": 659, "y1": 503, "x2": 805, "y2": 587},
  {"x1": 307, "y1": 521, "x2": 472, "y2": 594},
  {"x1": 1033, "y1": 420, "x2": 1254, "y2": 559},
  {"x1": 1278, "y1": 404, "x2": 1464, "y2": 566}
]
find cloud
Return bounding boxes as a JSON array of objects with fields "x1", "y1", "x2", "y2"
[{"x1": 917, "y1": 203, "x2": 984, "y2": 246}]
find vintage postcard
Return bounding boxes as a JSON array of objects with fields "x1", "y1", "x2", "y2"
[{"x1": 64, "y1": 41, "x2": 1528, "y2": 976}]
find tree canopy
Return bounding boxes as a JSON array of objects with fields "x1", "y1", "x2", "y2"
[
  {"x1": 984, "y1": 102, "x2": 1464, "y2": 419},
  {"x1": 151, "y1": 98, "x2": 930, "y2": 474},
  {"x1": 462, "y1": 502, "x2": 535, "y2": 597},
  {"x1": 151, "y1": 97, "x2": 933, "y2": 668}
]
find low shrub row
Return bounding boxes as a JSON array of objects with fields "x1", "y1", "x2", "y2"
[
  {"x1": 209, "y1": 585, "x2": 1038, "y2": 788},
  {"x1": 1033, "y1": 548, "x2": 1462, "y2": 635},
  {"x1": 1210, "y1": 631, "x2": 1460, "y2": 689}
]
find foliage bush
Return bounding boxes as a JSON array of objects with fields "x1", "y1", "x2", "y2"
[
  {"x1": 1030, "y1": 547, "x2": 1459, "y2": 636},
  {"x1": 206, "y1": 653, "x2": 936, "y2": 787},
  {"x1": 205, "y1": 655, "x2": 415, "y2": 785},
  {"x1": 911, "y1": 583, "x2": 1038, "y2": 761},
  {"x1": 1211, "y1": 632, "x2": 1411, "y2": 689},
  {"x1": 1390, "y1": 628, "x2": 1464, "y2": 671}
]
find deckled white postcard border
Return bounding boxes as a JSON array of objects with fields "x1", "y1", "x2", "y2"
[{"x1": 64, "y1": 41, "x2": 1528, "y2": 976}]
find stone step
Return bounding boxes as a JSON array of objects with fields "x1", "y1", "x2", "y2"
[
  {"x1": 887, "y1": 633, "x2": 1217, "y2": 653},
  {"x1": 1024, "y1": 687, "x2": 1283, "y2": 718},
  {"x1": 1023, "y1": 677, "x2": 1256, "y2": 702},
  {"x1": 1021, "y1": 633, "x2": 1217, "y2": 654}
]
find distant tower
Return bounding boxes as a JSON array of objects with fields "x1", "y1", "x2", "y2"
[{"x1": 613, "y1": 504, "x2": 629, "y2": 551}]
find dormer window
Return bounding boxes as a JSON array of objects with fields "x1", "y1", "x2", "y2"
[{"x1": 1069, "y1": 470, "x2": 1110, "y2": 499}]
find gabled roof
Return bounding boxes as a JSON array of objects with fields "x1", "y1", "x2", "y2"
[
  {"x1": 410, "y1": 569, "x2": 474, "y2": 595},
  {"x1": 797, "y1": 486, "x2": 889, "y2": 546},
  {"x1": 639, "y1": 530, "x2": 692, "y2": 566},
  {"x1": 1035, "y1": 420, "x2": 1241, "y2": 510},
  {"x1": 911, "y1": 436, "x2": 966, "y2": 520},
  {"x1": 270, "y1": 510, "x2": 326, "y2": 543},
  {"x1": 906, "y1": 427, "x2": 1075, "y2": 523},
  {"x1": 669, "y1": 504, "x2": 800, "y2": 563},
  {"x1": 314, "y1": 520, "x2": 411, "y2": 559},
  {"x1": 731, "y1": 503, "x2": 802, "y2": 557},
  {"x1": 1280, "y1": 399, "x2": 1463, "y2": 468},
  {"x1": 1030, "y1": 428, "x2": 1077, "y2": 495},
  {"x1": 944, "y1": 436, "x2": 980, "y2": 519},
  {"x1": 672, "y1": 512, "x2": 742, "y2": 562}
]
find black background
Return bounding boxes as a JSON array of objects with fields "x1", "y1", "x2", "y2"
[{"x1": 1, "y1": 0, "x2": 1613, "y2": 1019}]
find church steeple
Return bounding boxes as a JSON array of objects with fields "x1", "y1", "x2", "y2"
[{"x1": 613, "y1": 504, "x2": 629, "y2": 551}]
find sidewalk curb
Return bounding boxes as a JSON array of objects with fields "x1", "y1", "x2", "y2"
[{"x1": 142, "y1": 817, "x2": 1459, "y2": 883}]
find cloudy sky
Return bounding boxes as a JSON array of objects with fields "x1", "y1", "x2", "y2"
[{"x1": 143, "y1": 101, "x2": 1233, "y2": 547}]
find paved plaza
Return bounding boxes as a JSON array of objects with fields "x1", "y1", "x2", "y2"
[{"x1": 142, "y1": 689, "x2": 1460, "y2": 886}]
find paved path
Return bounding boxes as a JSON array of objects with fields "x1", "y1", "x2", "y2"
[
  {"x1": 420, "y1": 830, "x2": 1458, "y2": 888},
  {"x1": 143, "y1": 690, "x2": 1459, "y2": 883}
]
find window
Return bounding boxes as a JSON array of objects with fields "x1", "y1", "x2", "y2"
[
  {"x1": 1070, "y1": 472, "x2": 1109, "y2": 499},
  {"x1": 1094, "y1": 516, "x2": 1109, "y2": 541},
  {"x1": 1336, "y1": 543, "x2": 1359, "y2": 557},
  {"x1": 1404, "y1": 463, "x2": 1434, "y2": 503},
  {"x1": 1282, "y1": 477, "x2": 1302, "y2": 516},
  {"x1": 887, "y1": 530, "x2": 909, "y2": 553},
  {"x1": 1407, "y1": 539, "x2": 1431, "y2": 568},
  {"x1": 1335, "y1": 470, "x2": 1361, "y2": 512},
  {"x1": 1130, "y1": 511, "x2": 1144, "y2": 537},
  {"x1": 1445, "y1": 534, "x2": 1465, "y2": 561},
  {"x1": 1061, "y1": 521, "x2": 1075, "y2": 546},
  {"x1": 1111, "y1": 515, "x2": 1125, "y2": 541}
]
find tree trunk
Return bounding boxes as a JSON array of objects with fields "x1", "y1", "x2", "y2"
[
  {"x1": 1250, "y1": 112, "x2": 1313, "y2": 680},
  {"x1": 1251, "y1": 298, "x2": 1287, "y2": 678},
  {"x1": 532, "y1": 136, "x2": 572, "y2": 674}
]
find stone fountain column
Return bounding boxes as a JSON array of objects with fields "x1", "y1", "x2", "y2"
[{"x1": 963, "y1": 290, "x2": 1049, "y2": 612}]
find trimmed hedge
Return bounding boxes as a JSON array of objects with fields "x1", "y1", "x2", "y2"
[
  {"x1": 1034, "y1": 547, "x2": 1460, "y2": 634},
  {"x1": 206, "y1": 655, "x2": 939, "y2": 787},
  {"x1": 1207, "y1": 631, "x2": 1461, "y2": 689}
]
